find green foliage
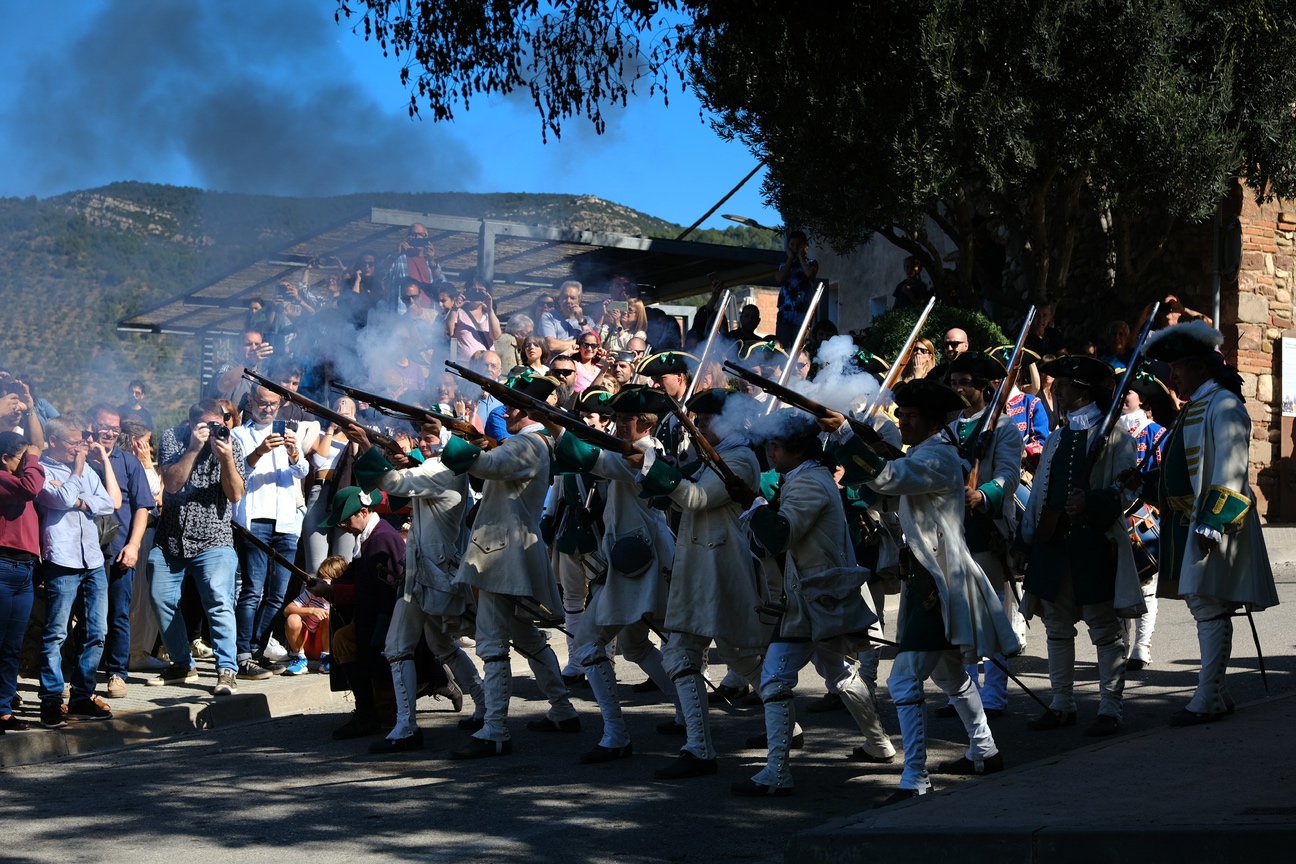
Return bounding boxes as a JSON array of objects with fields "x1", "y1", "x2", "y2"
[{"x1": 859, "y1": 307, "x2": 1008, "y2": 364}]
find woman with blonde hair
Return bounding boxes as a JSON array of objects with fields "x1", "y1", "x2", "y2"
[{"x1": 901, "y1": 338, "x2": 937, "y2": 382}]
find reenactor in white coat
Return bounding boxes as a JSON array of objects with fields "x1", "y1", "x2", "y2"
[
  {"x1": 729, "y1": 411, "x2": 894, "y2": 798},
  {"x1": 942, "y1": 351, "x2": 1022, "y2": 717},
  {"x1": 439, "y1": 373, "x2": 581, "y2": 759},
  {"x1": 555, "y1": 385, "x2": 681, "y2": 764},
  {"x1": 629, "y1": 388, "x2": 769, "y2": 779},
  {"x1": 829, "y1": 379, "x2": 1020, "y2": 805},
  {"x1": 1135, "y1": 322, "x2": 1279, "y2": 725},
  {"x1": 347, "y1": 422, "x2": 486, "y2": 754},
  {"x1": 1012, "y1": 356, "x2": 1141, "y2": 738}
]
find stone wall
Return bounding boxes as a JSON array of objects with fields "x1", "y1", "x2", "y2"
[{"x1": 1222, "y1": 186, "x2": 1289, "y2": 518}]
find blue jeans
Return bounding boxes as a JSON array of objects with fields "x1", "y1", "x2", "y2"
[
  {"x1": 40, "y1": 564, "x2": 108, "y2": 703},
  {"x1": 235, "y1": 521, "x2": 298, "y2": 660},
  {"x1": 0, "y1": 557, "x2": 35, "y2": 715},
  {"x1": 76, "y1": 562, "x2": 134, "y2": 678},
  {"x1": 149, "y1": 545, "x2": 238, "y2": 673}
]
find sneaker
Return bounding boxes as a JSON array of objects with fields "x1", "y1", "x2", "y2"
[
  {"x1": 455, "y1": 636, "x2": 475, "y2": 648},
  {"x1": 284, "y1": 655, "x2": 309, "y2": 676},
  {"x1": 67, "y1": 696, "x2": 112, "y2": 721},
  {"x1": 146, "y1": 664, "x2": 199, "y2": 687},
  {"x1": 40, "y1": 701, "x2": 67, "y2": 729},
  {"x1": 238, "y1": 659, "x2": 273, "y2": 680},
  {"x1": 0, "y1": 714, "x2": 31, "y2": 731},
  {"x1": 106, "y1": 674, "x2": 127, "y2": 699},
  {"x1": 262, "y1": 636, "x2": 289, "y2": 662},
  {"x1": 189, "y1": 638, "x2": 215, "y2": 660},
  {"x1": 317, "y1": 653, "x2": 331, "y2": 674},
  {"x1": 213, "y1": 669, "x2": 238, "y2": 696},
  {"x1": 254, "y1": 655, "x2": 286, "y2": 674}
]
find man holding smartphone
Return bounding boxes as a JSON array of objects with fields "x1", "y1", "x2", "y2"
[{"x1": 231, "y1": 385, "x2": 307, "y2": 679}]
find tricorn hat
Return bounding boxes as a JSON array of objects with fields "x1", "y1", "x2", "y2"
[
  {"x1": 1039, "y1": 356, "x2": 1115, "y2": 389},
  {"x1": 505, "y1": 368, "x2": 560, "y2": 401},
  {"x1": 610, "y1": 384, "x2": 674, "y2": 416},
  {"x1": 893, "y1": 379, "x2": 968, "y2": 413},
  {"x1": 686, "y1": 387, "x2": 730, "y2": 416},
  {"x1": 575, "y1": 388, "x2": 616, "y2": 416},
  {"x1": 638, "y1": 351, "x2": 698, "y2": 378},
  {"x1": 948, "y1": 351, "x2": 1008, "y2": 383},
  {"x1": 1144, "y1": 321, "x2": 1224, "y2": 364}
]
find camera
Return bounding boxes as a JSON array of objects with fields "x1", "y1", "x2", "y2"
[
  {"x1": 406, "y1": 235, "x2": 430, "y2": 248},
  {"x1": 206, "y1": 422, "x2": 230, "y2": 442}
]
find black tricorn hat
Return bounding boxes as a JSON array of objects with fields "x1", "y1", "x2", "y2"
[
  {"x1": 893, "y1": 379, "x2": 968, "y2": 413},
  {"x1": 638, "y1": 351, "x2": 698, "y2": 378},
  {"x1": 610, "y1": 384, "x2": 674, "y2": 416},
  {"x1": 948, "y1": 351, "x2": 1008, "y2": 383},
  {"x1": 686, "y1": 387, "x2": 729, "y2": 416},
  {"x1": 1144, "y1": 321, "x2": 1224, "y2": 364},
  {"x1": 505, "y1": 369, "x2": 560, "y2": 401},
  {"x1": 1039, "y1": 356, "x2": 1115, "y2": 389},
  {"x1": 576, "y1": 388, "x2": 616, "y2": 416}
]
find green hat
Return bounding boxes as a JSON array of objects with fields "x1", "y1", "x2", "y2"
[
  {"x1": 319, "y1": 485, "x2": 379, "y2": 529},
  {"x1": 1039, "y1": 356, "x2": 1114, "y2": 389},
  {"x1": 610, "y1": 384, "x2": 674, "y2": 416},
  {"x1": 1144, "y1": 321, "x2": 1224, "y2": 364},
  {"x1": 576, "y1": 388, "x2": 616, "y2": 416},
  {"x1": 948, "y1": 351, "x2": 1007, "y2": 383},
  {"x1": 638, "y1": 351, "x2": 698, "y2": 378},
  {"x1": 686, "y1": 387, "x2": 729, "y2": 415},
  {"x1": 893, "y1": 379, "x2": 968, "y2": 413},
  {"x1": 505, "y1": 368, "x2": 561, "y2": 400}
]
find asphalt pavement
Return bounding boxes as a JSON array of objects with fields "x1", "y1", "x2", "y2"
[{"x1": 2, "y1": 564, "x2": 1295, "y2": 863}]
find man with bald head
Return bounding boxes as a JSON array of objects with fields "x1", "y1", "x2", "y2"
[{"x1": 943, "y1": 328, "x2": 970, "y2": 364}]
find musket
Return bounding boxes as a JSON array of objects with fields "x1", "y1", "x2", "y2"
[
  {"x1": 1086, "y1": 302, "x2": 1161, "y2": 475},
  {"x1": 863, "y1": 295, "x2": 938, "y2": 419},
  {"x1": 330, "y1": 381, "x2": 494, "y2": 447},
  {"x1": 764, "y1": 280, "x2": 826, "y2": 414},
  {"x1": 445, "y1": 362, "x2": 636, "y2": 457},
  {"x1": 243, "y1": 369, "x2": 404, "y2": 455},
  {"x1": 232, "y1": 522, "x2": 313, "y2": 584},
  {"x1": 966, "y1": 306, "x2": 1036, "y2": 490},
  {"x1": 723, "y1": 361, "x2": 903, "y2": 460},
  {"x1": 666, "y1": 401, "x2": 746, "y2": 489},
  {"x1": 683, "y1": 287, "x2": 732, "y2": 403}
]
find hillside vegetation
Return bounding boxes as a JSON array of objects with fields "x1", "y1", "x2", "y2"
[{"x1": 0, "y1": 182, "x2": 778, "y2": 428}]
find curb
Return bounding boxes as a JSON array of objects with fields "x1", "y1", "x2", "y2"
[{"x1": 0, "y1": 676, "x2": 343, "y2": 769}]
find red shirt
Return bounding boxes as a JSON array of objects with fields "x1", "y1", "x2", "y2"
[{"x1": 0, "y1": 454, "x2": 45, "y2": 557}]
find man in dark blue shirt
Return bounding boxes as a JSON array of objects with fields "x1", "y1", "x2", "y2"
[{"x1": 85, "y1": 404, "x2": 156, "y2": 700}]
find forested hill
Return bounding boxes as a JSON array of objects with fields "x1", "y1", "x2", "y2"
[{"x1": 0, "y1": 182, "x2": 776, "y2": 428}]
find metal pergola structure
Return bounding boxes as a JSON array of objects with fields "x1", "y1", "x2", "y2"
[{"x1": 118, "y1": 208, "x2": 784, "y2": 337}]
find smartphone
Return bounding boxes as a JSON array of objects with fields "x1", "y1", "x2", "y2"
[
  {"x1": 272, "y1": 420, "x2": 287, "y2": 435},
  {"x1": 608, "y1": 300, "x2": 629, "y2": 313}
]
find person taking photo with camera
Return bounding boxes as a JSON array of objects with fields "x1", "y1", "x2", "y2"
[{"x1": 146, "y1": 400, "x2": 247, "y2": 696}]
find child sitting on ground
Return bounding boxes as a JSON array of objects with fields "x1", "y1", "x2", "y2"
[{"x1": 283, "y1": 555, "x2": 344, "y2": 675}]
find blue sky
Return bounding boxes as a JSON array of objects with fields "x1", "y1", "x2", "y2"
[{"x1": 0, "y1": 0, "x2": 778, "y2": 231}]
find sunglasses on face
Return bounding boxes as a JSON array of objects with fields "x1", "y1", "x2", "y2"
[
  {"x1": 579, "y1": 342, "x2": 599, "y2": 349},
  {"x1": 550, "y1": 368, "x2": 575, "y2": 378},
  {"x1": 945, "y1": 341, "x2": 965, "y2": 349}
]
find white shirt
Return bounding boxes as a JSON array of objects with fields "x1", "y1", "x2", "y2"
[{"x1": 231, "y1": 420, "x2": 309, "y2": 534}]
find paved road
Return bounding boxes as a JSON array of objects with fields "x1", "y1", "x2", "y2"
[{"x1": 5, "y1": 573, "x2": 1296, "y2": 864}]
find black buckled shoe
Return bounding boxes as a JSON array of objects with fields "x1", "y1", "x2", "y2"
[
  {"x1": 745, "y1": 730, "x2": 804, "y2": 750},
  {"x1": 449, "y1": 737, "x2": 513, "y2": 760},
  {"x1": 527, "y1": 716, "x2": 582, "y2": 733},
  {"x1": 1026, "y1": 709, "x2": 1077, "y2": 731},
  {"x1": 654, "y1": 751, "x2": 719, "y2": 780},
  {"x1": 1168, "y1": 707, "x2": 1225, "y2": 727},
  {"x1": 332, "y1": 711, "x2": 382, "y2": 740},
  {"x1": 875, "y1": 788, "x2": 922, "y2": 808},
  {"x1": 579, "y1": 742, "x2": 634, "y2": 764},
  {"x1": 805, "y1": 692, "x2": 845, "y2": 713},
  {"x1": 655, "y1": 720, "x2": 687, "y2": 737},
  {"x1": 368, "y1": 728, "x2": 425, "y2": 754},
  {"x1": 434, "y1": 681, "x2": 464, "y2": 712},
  {"x1": 849, "y1": 745, "x2": 896, "y2": 764},
  {"x1": 935, "y1": 752, "x2": 1005, "y2": 776},
  {"x1": 730, "y1": 779, "x2": 793, "y2": 798},
  {"x1": 457, "y1": 716, "x2": 485, "y2": 731},
  {"x1": 1126, "y1": 658, "x2": 1147, "y2": 672},
  {"x1": 1083, "y1": 714, "x2": 1121, "y2": 737}
]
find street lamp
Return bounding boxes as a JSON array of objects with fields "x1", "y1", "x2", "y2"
[{"x1": 722, "y1": 214, "x2": 780, "y2": 233}]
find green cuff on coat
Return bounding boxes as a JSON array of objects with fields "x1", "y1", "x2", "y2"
[
  {"x1": 640, "y1": 458, "x2": 682, "y2": 497},
  {"x1": 555, "y1": 431, "x2": 600, "y2": 473},
  {"x1": 834, "y1": 433, "x2": 887, "y2": 486},
  {"x1": 1198, "y1": 485, "x2": 1252, "y2": 534},
  {"x1": 978, "y1": 481, "x2": 1004, "y2": 514},
  {"x1": 759, "y1": 470, "x2": 782, "y2": 502},
  {"x1": 352, "y1": 446, "x2": 396, "y2": 492},
  {"x1": 440, "y1": 434, "x2": 482, "y2": 475},
  {"x1": 750, "y1": 505, "x2": 791, "y2": 555}
]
